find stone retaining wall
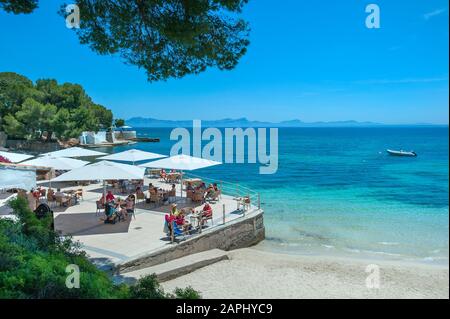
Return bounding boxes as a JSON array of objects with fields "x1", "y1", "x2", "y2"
[
  {"x1": 5, "y1": 140, "x2": 60, "y2": 153},
  {"x1": 118, "y1": 210, "x2": 265, "y2": 273}
]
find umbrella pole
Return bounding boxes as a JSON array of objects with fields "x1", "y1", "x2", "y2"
[
  {"x1": 103, "y1": 180, "x2": 106, "y2": 203},
  {"x1": 180, "y1": 170, "x2": 183, "y2": 198}
]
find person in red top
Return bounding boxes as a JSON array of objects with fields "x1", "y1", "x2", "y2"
[
  {"x1": 164, "y1": 206, "x2": 177, "y2": 237},
  {"x1": 32, "y1": 188, "x2": 41, "y2": 199},
  {"x1": 106, "y1": 191, "x2": 115, "y2": 202},
  {"x1": 200, "y1": 203, "x2": 213, "y2": 225},
  {"x1": 202, "y1": 203, "x2": 212, "y2": 216}
]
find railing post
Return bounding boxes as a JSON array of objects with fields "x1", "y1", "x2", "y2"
[
  {"x1": 258, "y1": 193, "x2": 261, "y2": 210},
  {"x1": 222, "y1": 204, "x2": 226, "y2": 225}
]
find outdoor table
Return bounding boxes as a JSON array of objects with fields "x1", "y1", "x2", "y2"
[
  {"x1": 234, "y1": 196, "x2": 250, "y2": 211},
  {"x1": 189, "y1": 211, "x2": 201, "y2": 229},
  {"x1": 234, "y1": 197, "x2": 243, "y2": 209}
]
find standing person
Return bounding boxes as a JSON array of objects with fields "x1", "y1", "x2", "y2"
[
  {"x1": 168, "y1": 184, "x2": 176, "y2": 203},
  {"x1": 125, "y1": 194, "x2": 135, "y2": 219}
]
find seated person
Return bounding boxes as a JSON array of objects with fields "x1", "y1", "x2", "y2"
[
  {"x1": 162, "y1": 191, "x2": 169, "y2": 203},
  {"x1": 185, "y1": 182, "x2": 194, "y2": 199},
  {"x1": 55, "y1": 188, "x2": 70, "y2": 207},
  {"x1": 160, "y1": 169, "x2": 167, "y2": 179},
  {"x1": 202, "y1": 203, "x2": 212, "y2": 215},
  {"x1": 136, "y1": 186, "x2": 144, "y2": 196},
  {"x1": 168, "y1": 184, "x2": 176, "y2": 197},
  {"x1": 149, "y1": 186, "x2": 158, "y2": 196},
  {"x1": 104, "y1": 201, "x2": 117, "y2": 222},
  {"x1": 176, "y1": 209, "x2": 191, "y2": 233},
  {"x1": 116, "y1": 206, "x2": 126, "y2": 221},
  {"x1": 164, "y1": 208, "x2": 176, "y2": 236},
  {"x1": 32, "y1": 188, "x2": 41, "y2": 199},
  {"x1": 200, "y1": 203, "x2": 213, "y2": 226},
  {"x1": 47, "y1": 188, "x2": 55, "y2": 198},
  {"x1": 186, "y1": 182, "x2": 194, "y2": 192},
  {"x1": 197, "y1": 182, "x2": 207, "y2": 192},
  {"x1": 205, "y1": 184, "x2": 214, "y2": 196},
  {"x1": 106, "y1": 190, "x2": 115, "y2": 202}
]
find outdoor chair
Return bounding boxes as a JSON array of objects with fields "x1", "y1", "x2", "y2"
[
  {"x1": 201, "y1": 211, "x2": 213, "y2": 227},
  {"x1": 149, "y1": 193, "x2": 162, "y2": 207},
  {"x1": 191, "y1": 191, "x2": 205, "y2": 203},
  {"x1": 238, "y1": 196, "x2": 251, "y2": 212},
  {"x1": 170, "y1": 221, "x2": 186, "y2": 241},
  {"x1": 205, "y1": 191, "x2": 220, "y2": 203},
  {"x1": 186, "y1": 190, "x2": 194, "y2": 199},
  {"x1": 95, "y1": 200, "x2": 104, "y2": 216},
  {"x1": 136, "y1": 191, "x2": 145, "y2": 203}
]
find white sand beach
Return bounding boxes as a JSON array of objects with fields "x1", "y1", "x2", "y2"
[{"x1": 162, "y1": 247, "x2": 449, "y2": 299}]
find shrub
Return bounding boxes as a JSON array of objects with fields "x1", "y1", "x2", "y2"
[{"x1": 0, "y1": 197, "x2": 200, "y2": 299}]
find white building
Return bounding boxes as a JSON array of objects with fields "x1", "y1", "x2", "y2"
[{"x1": 79, "y1": 131, "x2": 108, "y2": 145}]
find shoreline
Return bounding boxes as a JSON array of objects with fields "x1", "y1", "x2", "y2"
[
  {"x1": 161, "y1": 246, "x2": 449, "y2": 299},
  {"x1": 254, "y1": 240, "x2": 450, "y2": 267}
]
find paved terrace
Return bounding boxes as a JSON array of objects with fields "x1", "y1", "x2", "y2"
[{"x1": 46, "y1": 177, "x2": 259, "y2": 268}]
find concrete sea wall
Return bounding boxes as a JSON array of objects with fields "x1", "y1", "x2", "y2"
[{"x1": 118, "y1": 209, "x2": 265, "y2": 273}]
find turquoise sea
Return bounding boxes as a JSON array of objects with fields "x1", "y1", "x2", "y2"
[{"x1": 107, "y1": 127, "x2": 449, "y2": 265}]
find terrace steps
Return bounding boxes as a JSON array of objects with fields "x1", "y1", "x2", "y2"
[{"x1": 115, "y1": 249, "x2": 229, "y2": 283}]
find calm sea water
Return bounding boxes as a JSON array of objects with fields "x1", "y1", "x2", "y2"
[{"x1": 104, "y1": 127, "x2": 449, "y2": 264}]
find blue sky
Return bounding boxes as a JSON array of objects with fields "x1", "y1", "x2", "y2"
[{"x1": 0, "y1": 0, "x2": 448, "y2": 124}]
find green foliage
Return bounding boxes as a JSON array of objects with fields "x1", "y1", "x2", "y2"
[
  {"x1": 65, "y1": 0, "x2": 250, "y2": 81},
  {"x1": 114, "y1": 118, "x2": 125, "y2": 128},
  {"x1": 0, "y1": 0, "x2": 38, "y2": 14},
  {"x1": 2, "y1": 114, "x2": 25, "y2": 139},
  {"x1": 172, "y1": 286, "x2": 203, "y2": 299},
  {"x1": 0, "y1": 72, "x2": 113, "y2": 140},
  {"x1": 0, "y1": 197, "x2": 201, "y2": 299},
  {"x1": 128, "y1": 274, "x2": 167, "y2": 299},
  {"x1": 2, "y1": 1, "x2": 250, "y2": 81}
]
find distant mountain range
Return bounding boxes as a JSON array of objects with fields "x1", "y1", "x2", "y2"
[{"x1": 126, "y1": 117, "x2": 446, "y2": 128}]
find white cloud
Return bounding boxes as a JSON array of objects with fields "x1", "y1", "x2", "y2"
[{"x1": 424, "y1": 8, "x2": 447, "y2": 20}]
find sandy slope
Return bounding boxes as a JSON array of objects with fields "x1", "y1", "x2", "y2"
[{"x1": 162, "y1": 248, "x2": 449, "y2": 299}]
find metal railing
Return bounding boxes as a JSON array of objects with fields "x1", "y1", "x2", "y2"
[
  {"x1": 182, "y1": 171, "x2": 260, "y2": 211},
  {"x1": 168, "y1": 172, "x2": 261, "y2": 243}
]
